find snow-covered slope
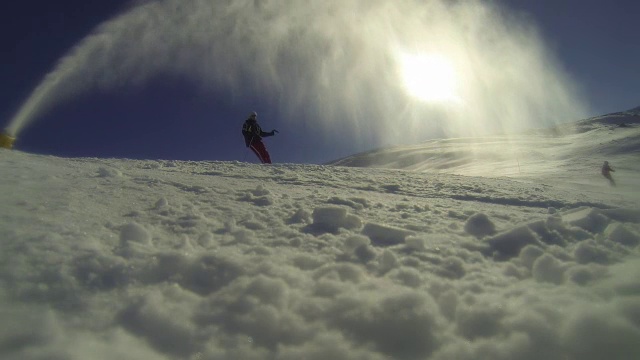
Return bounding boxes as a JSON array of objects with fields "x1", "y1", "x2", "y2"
[
  {"x1": 329, "y1": 109, "x2": 640, "y2": 184},
  {"x1": 0, "y1": 114, "x2": 639, "y2": 359}
]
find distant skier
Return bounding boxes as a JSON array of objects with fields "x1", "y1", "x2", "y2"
[
  {"x1": 242, "y1": 111, "x2": 278, "y2": 164},
  {"x1": 601, "y1": 161, "x2": 616, "y2": 186}
]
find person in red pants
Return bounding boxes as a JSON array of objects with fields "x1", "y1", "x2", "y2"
[{"x1": 242, "y1": 111, "x2": 278, "y2": 164}]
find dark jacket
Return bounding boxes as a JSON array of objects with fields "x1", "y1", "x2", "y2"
[
  {"x1": 242, "y1": 118, "x2": 274, "y2": 147},
  {"x1": 602, "y1": 162, "x2": 614, "y2": 176}
]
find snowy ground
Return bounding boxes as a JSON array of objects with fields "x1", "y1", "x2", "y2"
[{"x1": 1, "y1": 112, "x2": 639, "y2": 359}]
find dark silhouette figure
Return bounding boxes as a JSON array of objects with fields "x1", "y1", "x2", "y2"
[
  {"x1": 601, "y1": 161, "x2": 616, "y2": 186},
  {"x1": 242, "y1": 111, "x2": 278, "y2": 164}
]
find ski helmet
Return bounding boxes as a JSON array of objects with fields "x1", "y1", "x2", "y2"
[{"x1": 249, "y1": 111, "x2": 257, "y2": 118}]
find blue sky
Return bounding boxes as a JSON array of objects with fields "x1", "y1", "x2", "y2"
[
  {"x1": 1, "y1": 0, "x2": 638, "y2": 164},
  {"x1": 498, "y1": 0, "x2": 639, "y2": 114}
]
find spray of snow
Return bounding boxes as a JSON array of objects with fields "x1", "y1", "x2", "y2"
[{"x1": 7, "y1": 0, "x2": 586, "y2": 149}]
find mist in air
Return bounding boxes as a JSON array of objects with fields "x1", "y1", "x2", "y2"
[{"x1": 6, "y1": 0, "x2": 588, "y2": 150}]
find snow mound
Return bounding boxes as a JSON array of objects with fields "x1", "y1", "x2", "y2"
[{"x1": 1, "y1": 149, "x2": 639, "y2": 359}]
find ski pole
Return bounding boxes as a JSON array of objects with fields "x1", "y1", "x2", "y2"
[{"x1": 243, "y1": 135, "x2": 255, "y2": 163}]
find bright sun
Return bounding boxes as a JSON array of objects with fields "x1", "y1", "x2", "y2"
[{"x1": 399, "y1": 53, "x2": 460, "y2": 103}]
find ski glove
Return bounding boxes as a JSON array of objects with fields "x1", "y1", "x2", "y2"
[{"x1": 270, "y1": 130, "x2": 279, "y2": 136}]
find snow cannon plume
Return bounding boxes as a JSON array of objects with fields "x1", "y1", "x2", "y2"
[
  {"x1": 0, "y1": 130, "x2": 16, "y2": 149},
  {"x1": 6, "y1": 0, "x2": 588, "y2": 150}
]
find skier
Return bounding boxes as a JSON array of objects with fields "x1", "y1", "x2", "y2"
[
  {"x1": 601, "y1": 161, "x2": 616, "y2": 186},
  {"x1": 242, "y1": 111, "x2": 278, "y2": 164}
]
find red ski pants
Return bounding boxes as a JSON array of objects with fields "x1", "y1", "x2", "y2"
[{"x1": 249, "y1": 140, "x2": 272, "y2": 164}]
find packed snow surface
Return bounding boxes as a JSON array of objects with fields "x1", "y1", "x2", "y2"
[{"x1": 1, "y1": 111, "x2": 639, "y2": 359}]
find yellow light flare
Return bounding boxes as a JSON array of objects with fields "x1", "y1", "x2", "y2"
[{"x1": 399, "y1": 53, "x2": 460, "y2": 103}]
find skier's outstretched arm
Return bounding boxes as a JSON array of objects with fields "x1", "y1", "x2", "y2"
[{"x1": 261, "y1": 129, "x2": 279, "y2": 137}]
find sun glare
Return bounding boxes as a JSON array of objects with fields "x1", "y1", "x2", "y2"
[{"x1": 399, "y1": 53, "x2": 460, "y2": 103}]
